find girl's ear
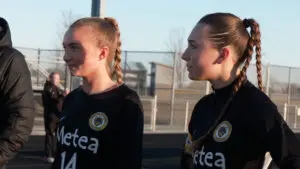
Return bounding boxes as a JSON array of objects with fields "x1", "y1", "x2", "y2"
[
  {"x1": 215, "y1": 47, "x2": 230, "y2": 64},
  {"x1": 98, "y1": 46, "x2": 109, "y2": 61}
]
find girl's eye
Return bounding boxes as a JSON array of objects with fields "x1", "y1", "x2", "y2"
[
  {"x1": 70, "y1": 45, "x2": 79, "y2": 51},
  {"x1": 189, "y1": 43, "x2": 197, "y2": 49}
]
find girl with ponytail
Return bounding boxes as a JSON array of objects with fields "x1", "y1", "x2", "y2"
[
  {"x1": 51, "y1": 17, "x2": 144, "y2": 169},
  {"x1": 181, "y1": 13, "x2": 300, "y2": 169}
]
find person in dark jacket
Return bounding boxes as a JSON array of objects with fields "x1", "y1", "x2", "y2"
[
  {"x1": 0, "y1": 17, "x2": 35, "y2": 168},
  {"x1": 42, "y1": 72, "x2": 66, "y2": 163}
]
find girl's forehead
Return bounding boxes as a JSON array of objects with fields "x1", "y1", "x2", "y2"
[
  {"x1": 63, "y1": 27, "x2": 95, "y2": 47},
  {"x1": 188, "y1": 23, "x2": 211, "y2": 43}
]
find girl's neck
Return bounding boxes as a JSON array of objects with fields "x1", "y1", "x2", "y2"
[
  {"x1": 81, "y1": 72, "x2": 117, "y2": 95},
  {"x1": 210, "y1": 68, "x2": 241, "y2": 89},
  {"x1": 211, "y1": 77, "x2": 236, "y2": 89}
]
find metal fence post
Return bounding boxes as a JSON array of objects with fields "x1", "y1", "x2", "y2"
[
  {"x1": 283, "y1": 103, "x2": 288, "y2": 121},
  {"x1": 287, "y1": 67, "x2": 292, "y2": 105},
  {"x1": 123, "y1": 51, "x2": 128, "y2": 83},
  {"x1": 294, "y1": 105, "x2": 298, "y2": 128},
  {"x1": 205, "y1": 81, "x2": 210, "y2": 95},
  {"x1": 184, "y1": 100, "x2": 189, "y2": 132},
  {"x1": 265, "y1": 63, "x2": 270, "y2": 96},
  {"x1": 37, "y1": 48, "x2": 41, "y2": 86},
  {"x1": 170, "y1": 52, "x2": 176, "y2": 126},
  {"x1": 151, "y1": 95, "x2": 157, "y2": 131}
]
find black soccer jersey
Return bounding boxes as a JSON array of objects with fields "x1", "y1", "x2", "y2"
[
  {"x1": 183, "y1": 79, "x2": 300, "y2": 169},
  {"x1": 51, "y1": 84, "x2": 144, "y2": 169}
]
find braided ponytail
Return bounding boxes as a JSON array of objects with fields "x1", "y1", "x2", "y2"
[
  {"x1": 234, "y1": 19, "x2": 263, "y2": 93},
  {"x1": 104, "y1": 17, "x2": 123, "y2": 84}
]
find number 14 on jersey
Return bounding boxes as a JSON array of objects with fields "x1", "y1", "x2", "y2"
[{"x1": 61, "y1": 152, "x2": 77, "y2": 169}]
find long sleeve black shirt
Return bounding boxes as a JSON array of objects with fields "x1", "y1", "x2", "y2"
[
  {"x1": 51, "y1": 84, "x2": 144, "y2": 169},
  {"x1": 183, "y1": 79, "x2": 300, "y2": 169}
]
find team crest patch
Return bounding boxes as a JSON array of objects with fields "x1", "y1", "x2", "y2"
[
  {"x1": 213, "y1": 121, "x2": 232, "y2": 142},
  {"x1": 89, "y1": 112, "x2": 108, "y2": 131}
]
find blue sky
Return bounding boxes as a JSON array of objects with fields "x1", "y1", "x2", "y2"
[{"x1": 1, "y1": 0, "x2": 300, "y2": 84}]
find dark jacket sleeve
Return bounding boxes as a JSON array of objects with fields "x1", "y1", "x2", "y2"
[
  {"x1": 42, "y1": 83, "x2": 51, "y2": 112},
  {"x1": 0, "y1": 53, "x2": 35, "y2": 162},
  {"x1": 117, "y1": 92, "x2": 144, "y2": 169},
  {"x1": 260, "y1": 104, "x2": 300, "y2": 168},
  {"x1": 42, "y1": 84, "x2": 63, "y2": 115}
]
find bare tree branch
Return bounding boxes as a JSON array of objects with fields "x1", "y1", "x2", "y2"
[
  {"x1": 55, "y1": 10, "x2": 79, "y2": 49},
  {"x1": 165, "y1": 28, "x2": 187, "y2": 88},
  {"x1": 50, "y1": 10, "x2": 80, "y2": 76},
  {"x1": 165, "y1": 28, "x2": 185, "y2": 53}
]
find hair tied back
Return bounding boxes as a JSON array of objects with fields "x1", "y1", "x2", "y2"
[{"x1": 243, "y1": 19, "x2": 251, "y2": 28}]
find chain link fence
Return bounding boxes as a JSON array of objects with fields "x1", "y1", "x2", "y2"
[
  {"x1": 17, "y1": 46, "x2": 300, "y2": 132},
  {"x1": 17, "y1": 47, "x2": 68, "y2": 91}
]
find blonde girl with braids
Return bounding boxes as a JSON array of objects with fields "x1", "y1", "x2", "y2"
[
  {"x1": 180, "y1": 13, "x2": 300, "y2": 169},
  {"x1": 51, "y1": 17, "x2": 144, "y2": 169}
]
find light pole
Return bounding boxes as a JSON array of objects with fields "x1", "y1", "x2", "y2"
[{"x1": 91, "y1": 0, "x2": 105, "y2": 17}]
